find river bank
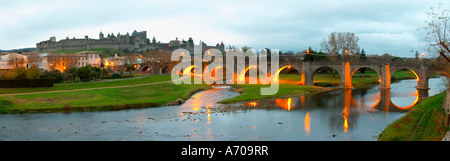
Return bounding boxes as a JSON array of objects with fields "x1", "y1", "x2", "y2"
[
  {"x1": 0, "y1": 76, "x2": 446, "y2": 141},
  {"x1": 378, "y1": 92, "x2": 448, "y2": 141},
  {"x1": 0, "y1": 75, "x2": 211, "y2": 114}
]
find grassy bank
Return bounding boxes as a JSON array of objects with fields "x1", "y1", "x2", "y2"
[
  {"x1": 218, "y1": 83, "x2": 330, "y2": 103},
  {"x1": 0, "y1": 75, "x2": 211, "y2": 114},
  {"x1": 378, "y1": 92, "x2": 448, "y2": 141},
  {"x1": 0, "y1": 75, "x2": 171, "y2": 94}
]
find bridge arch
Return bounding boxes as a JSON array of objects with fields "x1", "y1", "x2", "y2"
[
  {"x1": 390, "y1": 67, "x2": 420, "y2": 81},
  {"x1": 275, "y1": 65, "x2": 304, "y2": 85},
  {"x1": 140, "y1": 65, "x2": 151, "y2": 73},
  {"x1": 311, "y1": 65, "x2": 342, "y2": 87},
  {"x1": 161, "y1": 65, "x2": 171, "y2": 75},
  {"x1": 426, "y1": 71, "x2": 450, "y2": 80},
  {"x1": 203, "y1": 65, "x2": 235, "y2": 84},
  {"x1": 350, "y1": 66, "x2": 382, "y2": 80}
]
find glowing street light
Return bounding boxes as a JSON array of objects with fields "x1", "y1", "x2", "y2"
[{"x1": 422, "y1": 52, "x2": 425, "y2": 57}]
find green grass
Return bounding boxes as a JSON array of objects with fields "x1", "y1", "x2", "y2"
[
  {"x1": 0, "y1": 75, "x2": 171, "y2": 94},
  {"x1": 218, "y1": 83, "x2": 323, "y2": 103},
  {"x1": 378, "y1": 92, "x2": 448, "y2": 141},
  {"x1": 0, "y1": 82, "x2": 211, "y2": 114},
  {"x1": 391, "y1": 69, "x2": 418, "y2": 81}
]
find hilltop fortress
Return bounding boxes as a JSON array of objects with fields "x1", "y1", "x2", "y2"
[{"x1": 36, "y1": 30, "x2": 225, "y2": 54}]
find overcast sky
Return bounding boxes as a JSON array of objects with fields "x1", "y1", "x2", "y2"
[{"x1": 0, "y1": 0, "x2": 448, "y2": 57}]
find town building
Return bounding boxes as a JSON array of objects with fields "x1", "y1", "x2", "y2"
[
  {"x1": 42, "y1": 51, "x2": 100, "y2": 72},
  {"x1": 0, "y1": 53, "x2": 28, "y2": 70}
]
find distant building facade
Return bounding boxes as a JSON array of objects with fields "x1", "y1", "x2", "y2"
[
  {"x1": 37, "y1": 30, "x2": 225, "y2": 54},
  {"x1": 42, "y1": 51, "x2": 100, "y2": 72},
  {"x1": 0, "y1": 53, "x2": 28, "y2": 70}
]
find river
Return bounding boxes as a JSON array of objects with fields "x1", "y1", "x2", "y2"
[{"x1": 0, "y1": 77, "x2": 447, "y2": 141}]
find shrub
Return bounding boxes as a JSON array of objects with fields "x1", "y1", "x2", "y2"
[
  {"x1": 0, "y1": 78, "x2": 54, "y2": 88},
  {"x1": 26, "y1": 67, "x2": 42, "y2": 79},
  {"x1": 111, "y1": 73, "x2": 122, "y2": 79},
  {"x1": 42, "y1": 70, "x2": 65, "y2": 83},
  {"x1": 75, "y1": 65, "x2": 101, "y2": 82},
  {"x1": 13, "y1": 67, "x2": 28, "y2": 79}
]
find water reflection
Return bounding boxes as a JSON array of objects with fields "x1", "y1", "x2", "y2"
[
  {"x1": 0, "y1": 78, "x2": 446, "y2": 141},
  {"x1": 304, "y1": 112, "x2": 310, "y2": 136},
  {"x1": 275, "y1": 98, "x2": 295, "y2": 111},
  {"x1": 246, "y1": 79, "x2": 441, "y2": 134}
]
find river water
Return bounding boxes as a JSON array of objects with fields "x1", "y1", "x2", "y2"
[{"x1": 0, "y1": 77, "x2": 447, "y2": 141}]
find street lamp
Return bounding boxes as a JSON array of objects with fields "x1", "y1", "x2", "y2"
[{"x1": 422, "y1": 52, "x2": 425, "y2": 58}]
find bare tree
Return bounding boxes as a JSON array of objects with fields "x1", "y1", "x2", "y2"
[
  {"x1": 320, "y1": 32, "x2": 360, "y2": 55},
  {"x1": 8, "y1": 53, "x2": 27, "y2": 69},
  {"x1": 27, "y1": 53, "x2": 43, "y2": 68},
  {"x1": 422, "y1": 4, "x2": 450, "y2": 63},
  {"x1": 143, "y1": 50, "x2": 173, "y2": 74}
]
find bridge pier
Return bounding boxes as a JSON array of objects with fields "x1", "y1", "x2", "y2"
[
  {"x1": 379, "y1": 89, "x2": 391, "y2": 112},
  {"x1": 342, "y1": 62, "x2": 353, "y2": 89},
  {"x1": 416, "y1": 69, "x2": 430, "y2": 90},
  {"x1": 379, "y1": 63, "x2": 391, "y2": 90},
  {"x1": 303, "y1": 62, "x2": 315, "y2": 86},
  {"x1": 417, "y1": 89, "x2": 429, "y2": 101}
]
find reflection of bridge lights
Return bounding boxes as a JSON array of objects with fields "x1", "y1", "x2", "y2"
[
  {"x1": 305, "y1": 112, "x2": 310, "y2": 136},
  {"x1": 343, "y1": 116, "x2": 348, "y2": 133},
  {"x1": 392, "y1": 90, "x2": 419, "y2": 110},
  {"x1": 247, "y1": 102, "x2": 258, "y2": 107},
  {"x1": 275, "y1": 98, "x2": 293, "y2": 111}
]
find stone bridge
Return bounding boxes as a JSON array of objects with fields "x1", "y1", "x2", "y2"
[
  {"x1": 283, "y1": 61, "x2": 447, "y2": 90},
  {"x1": 137, "y1": 54, "x2": 448, "y2": 91}
]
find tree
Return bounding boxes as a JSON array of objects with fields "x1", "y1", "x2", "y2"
[
  {"x1": 360, "y1": 48, "x2": 366, "y2": 61},
  {"x1": 422, "y1": 4, "x2": 450, "y2": 63},
  {"x1": 75, "y1": 65, "x2": 100, "y2": 82},
  {"x1": 320, "y1": 32, "x2": 360, "y2": 56},
  {"x1": 27, "y1": 53, "x2": 43, "y2": 68},
  {"x1": 241, "y1": 46, "x2": 252, "y2": 53},
  {"x1": 8, "y1": 53, "x2": 27, "y2": 69}
]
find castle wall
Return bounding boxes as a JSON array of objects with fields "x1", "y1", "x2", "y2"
[{"x1": 37, "y1": 30, "x2": 224, "y2": 53}]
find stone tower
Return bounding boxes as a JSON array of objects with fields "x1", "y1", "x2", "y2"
[{"x1": 99, "y1": 32, "x2": 104, "y2": 39}]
